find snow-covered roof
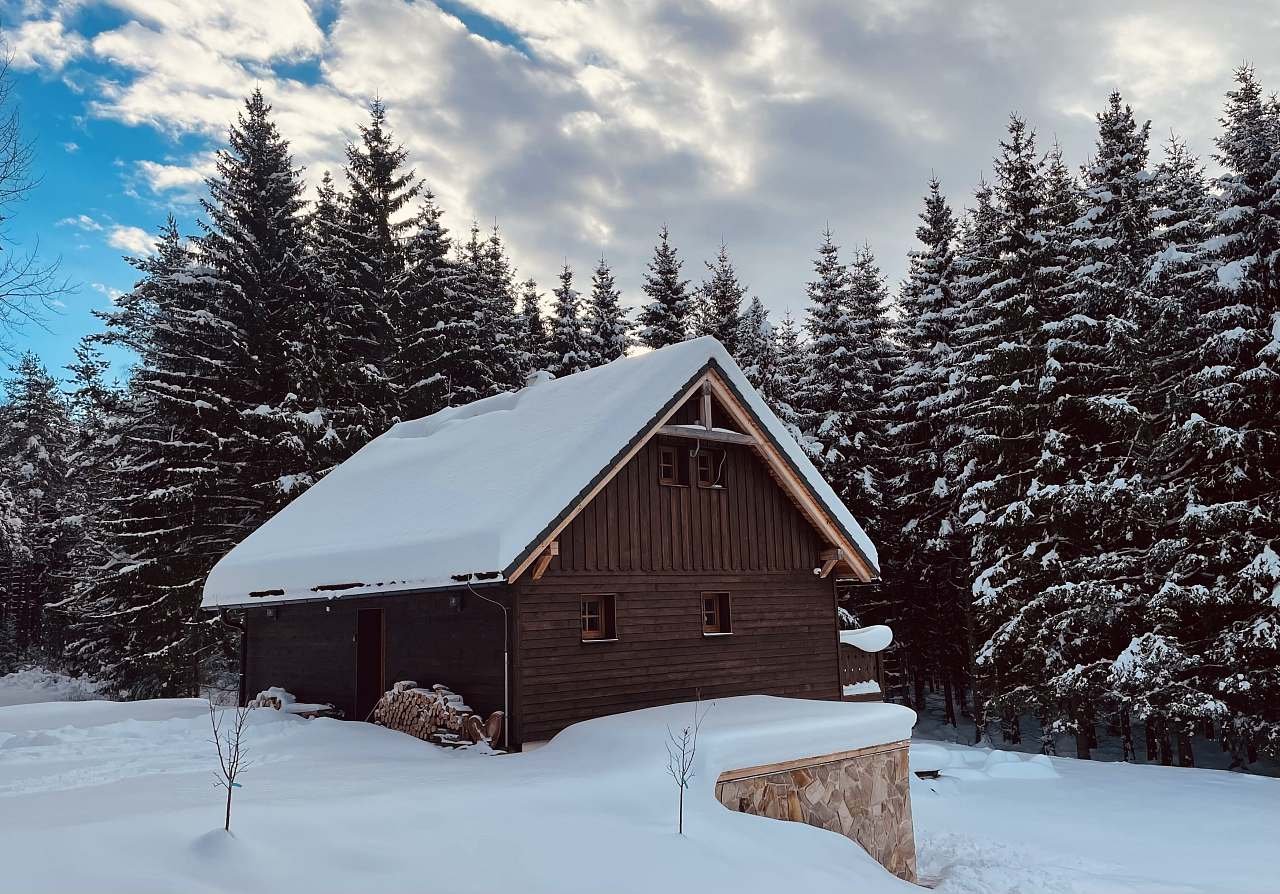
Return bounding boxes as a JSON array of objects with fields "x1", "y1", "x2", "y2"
[{"x1": 202, "y1": 337, "x2": 878, "y2": 608}]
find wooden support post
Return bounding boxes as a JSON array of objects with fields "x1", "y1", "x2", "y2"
[
  {"x1": 701, "y1": 383, "x2": 713, "y2": 431},
  {"x1": 819, "y1": 548, "x2": 844, "y2": 579},
  {"x1": 531, "y1": 541, "x2": 559, "y2": 581}
]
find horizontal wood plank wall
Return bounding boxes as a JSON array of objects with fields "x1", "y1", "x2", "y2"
[
  {"x1": 516, "y1": 437, "x2": 838, "y2": 743},
  {"x1": 516, "y1": 572, "x2": 837, "y2": 742},
  {"x1": 244, "y1": 587, "x2": 510, "y2": 722}
]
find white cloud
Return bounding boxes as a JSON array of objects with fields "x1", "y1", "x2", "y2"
[
  {"x1": 135, "y1": 153, "x2": 218, "y2": 203},
  {"x1": 57, "y1": 213, "x2": 104, "y2": 231},
  {"x1": 107, "y1": 225, "x2": 158, "y2": 256},
  {"x1": 62, "y1": 141, "x2": 80, "y2": 153},
  {"x1": 2, "y1": 16, "x2": 87, "y2": 71},
  {"x1": 10, "y1": 0, "x2": 1280, "y2": 319},
  {"x1": 91, "y1": 282, "x2": 125, "y2": 305}
]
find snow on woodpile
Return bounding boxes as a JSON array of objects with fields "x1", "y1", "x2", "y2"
[
  {"x1": 247, "y1": 687, "x2": 334, "y2": 717},
  {"x1": 371, "y1": 681, "x2": 503, "y2": 748},
  {"x1": 202, "y1": 337, "x2": 878, "y2": 607}
]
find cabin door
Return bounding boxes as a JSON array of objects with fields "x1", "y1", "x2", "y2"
[{"x1": 355, "y1": 608, "x2": 385, "y2": 720}]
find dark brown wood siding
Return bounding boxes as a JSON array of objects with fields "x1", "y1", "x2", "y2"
[
  {"x1": 243, "y1": 586, "x2": 511, "y2": 723},
  {"x1": 515, "y1": 437, "x2": 839, "y2": 743},
  {"x1": 551, "y1": 438, "x2": 825, "y2": 575},
  {"x1": 516, "y1": 572, "x2": 837, "y2": 742}
]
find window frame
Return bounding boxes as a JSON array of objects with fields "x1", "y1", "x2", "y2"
[
  {"x1": 701, "y1": 591, "x2": 732, "y2": 636},
  {"x1": 695, "y1": 447, "x2": 727, "y2": 489},
  {"x1": 580, "y1": 593, "x2": 618, "y2": 642},
  {"x1": 658, "y1": 444, "x2": 688, "y2": 487}
]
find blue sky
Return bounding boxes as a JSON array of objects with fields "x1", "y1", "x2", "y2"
[
  {"x1": 4, "y1": 0, "x2": 1278, "y2": 386},
  {"x1": 9, "y1": 68, "x2": 202, "y2": 381}
]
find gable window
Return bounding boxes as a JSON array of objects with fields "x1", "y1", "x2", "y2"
[
  {"x1": 659, "y1": 444, "x2": 689, "y2": 487},
  {"x1": 581, "y1": 594, "x2": 617, "y2": 641},
  {"x1": 695, "y1": 448, "x2": 727, "y2": 488},
  {"x1": 702, "y1": 591, "x2": 732, "y2": 635}
]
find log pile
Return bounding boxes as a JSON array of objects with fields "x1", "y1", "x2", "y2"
[
  {"x1": 247, "y1": 686, "x2": 339, "y2": 719},
  {"x1": 371, "y1": 681, "x2": 504, "y2": 750}
]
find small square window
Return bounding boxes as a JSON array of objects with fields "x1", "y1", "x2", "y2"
[
  {"x1": 581, "y1": 594, "x2": 617, "y2": 641},
  {"x1": 702, "y1": 591, "x2": 731, "y2": 635},
  {"x1": 695, "y1": 448, "x2": 726, "y2": 488},
  {"x1": 659, "y1": 445, "x2": 689, "y2": 486}
]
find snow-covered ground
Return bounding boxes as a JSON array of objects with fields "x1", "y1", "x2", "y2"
[
  {"x1": 0, "y1": 666, "x2": 101, "y2": 707},
  {"x1": 0, "y1": 684, "x2": 1275, "y2": 893}
]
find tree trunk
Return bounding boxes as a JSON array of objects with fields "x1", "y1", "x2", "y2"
[
  {"x1": 1120, "y1": 710, "x2": 1135, "y2": 762},
  {"x1": 943, "y1": 676, "x2": 956, "y2": 727},
  {"x1": 1158, "y1": 723, "x2": 1173, "y2": 766},
  {"x1": 224, "y1": 785, "x2": 233, "y2": 832},
  {"x1": 1075, "y1": 710, "x2": 1091, "y2": 760},
  {"x1": 913, "y1": 666, "x2": 926, "y2": 715},
  {"x1": 1177, "y1": 731, "x2": 1194, "y2": 768},
  {"x1": 1145, "y1": 720, "x2": 1158, "y2": 761}
]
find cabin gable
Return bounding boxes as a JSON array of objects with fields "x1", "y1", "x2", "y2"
[
  {"x1": 511, "y1": 400, "x2": 843, "y2": 744},
  {"x1": 548, "y1": 435, "x2": 826, "y2": 576}
]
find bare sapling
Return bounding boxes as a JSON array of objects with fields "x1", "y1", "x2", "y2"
[
  {"x1": 208, "y1": 700, "x2": 253, "y2": 832},
  {"x1": 665, "y1": 697, "x2": 711, "y2": 835}
]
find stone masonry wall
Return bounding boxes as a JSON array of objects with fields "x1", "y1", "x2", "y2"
[{"x1": 714, "y1": 740, "x2": 916, "y2": 882}]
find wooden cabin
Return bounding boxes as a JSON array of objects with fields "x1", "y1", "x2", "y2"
[{"x1": 202, "y1": 338, "x2": 880, "y2": 749}]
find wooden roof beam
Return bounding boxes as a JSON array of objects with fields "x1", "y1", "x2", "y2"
[
  {"x1": 530, "y1": 541, "x2": 559, "y2": 581},
  {"x1": 657, "y1": 424, "x2": 756, "y2": 446}
]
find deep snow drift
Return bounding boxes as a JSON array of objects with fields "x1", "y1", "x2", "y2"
[
  {"x1": 0, "y1": 666, "x2": 101, "y2": 707},
  {"x1": 0, "y1": 689, "x2": 1275, "y2": 894}
]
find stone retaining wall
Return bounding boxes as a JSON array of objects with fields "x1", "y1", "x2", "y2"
[{"x1": 714, "y1": 740, "x2": 916, "y2": 882}]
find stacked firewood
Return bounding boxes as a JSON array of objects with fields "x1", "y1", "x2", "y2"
[
  {"x1": 371, "y1": 681, "x2": 504, "y2": 750},
  {"x1": 247, "y1": 687, "x2": 339, "y2": 718}
]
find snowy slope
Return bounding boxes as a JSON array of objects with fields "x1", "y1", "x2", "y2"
[
  {"x1": 1, "y1": 695, "x2": 1274, "y2": 893},
  {"x1": 203, "y1": 337, "x2": 878, "y2": 607},
  {"x1": 0, "y1": 696, "x2": 914, "y2": 894}
]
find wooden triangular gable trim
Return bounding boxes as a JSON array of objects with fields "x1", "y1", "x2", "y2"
[
  {"x1": 505, "y1": 360, "x2": 877, "y2": 585},
  {"x1": 701, "y1": 369, "x2": 876, "y2": 581}
]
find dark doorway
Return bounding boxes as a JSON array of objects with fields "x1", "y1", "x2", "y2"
[{"x1": 355, "y1": 608, "x2": 385, "y2": 720}]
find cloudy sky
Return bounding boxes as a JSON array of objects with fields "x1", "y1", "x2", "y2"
[{"x1": 5, "y1": 0, "x2": 1280, "y2": 378}]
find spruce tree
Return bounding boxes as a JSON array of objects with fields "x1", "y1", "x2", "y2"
[
  {"x1": 696, "y1": 244, "x2": 746, "y2": 353},
  {"x1": 479, "y1": 225, "x2": 524, "y2": 393},
  {"x1": 70, "y1": 221, "x2": 238, "y2": 697},
  {"x1": 770, "y1": 312, "x2": 807, "y2": 437},
  {"x1": 395, "y1": 190, "x2": 455, "y2": 419},
  {"x1": 796, "y1": 232, "x2": 897, "y2": 537},
  {"x1": 1025, "y1": 93, "x2": 1157, "y2": 759},
  {"x1": 734, "y1": 295, "x2": 775, "y2": 392},
  {"x1": 954, "y1": 117, "x2": 1056, "y2": 747},
  {"x1": 549, "y1": 263, "x2": 590, "y2": 377},
  {"x1": 300, "y1": 171, "x2": 353, "y2": 463},
  {"x1": 196, "y1": 89, "x2": 318, "y2": 514},
  {"x1": 584, "y1": 256, "x2": 630, "y2": 366},
  {"x1": 338, "y1": 100, "x2": 421, "y2": 438},
  {"x1": 1137, "y1": 136, "x2": 1219, "y2": 762},
  {"x1": 516, "y1": 278, "x2": 554, "y2": 376},
  {"x1": 59, "y1": 340, "x2": 127, "y2": 677},
  {"x1": 888, "y1": 177, "x2": 969, "y2": 719},
  {"x1": 0, "y1": 353, "x2": 72, "y2": 660},
  {"x1": 441, "y1": 224, "x2": 514, "y2": 404},
  {"x1": 0, "y1": 478, "x2": 28, "y2": 672},
  {"x1": 1149, "y1": 68, "x2": 1280, "y2": 762},
  {"x1": 637, "y1": 225, "x2": 693, "y2": 349}
]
